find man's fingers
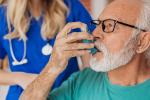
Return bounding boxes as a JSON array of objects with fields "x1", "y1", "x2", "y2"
[
  {"x1": 55, "y1": 32, "x2": 93, "y2": 46},
  {"x1": 65, "y1": 50, "x2": 90, "y2": 57},
  {"x1": 63, "y1": 43, "x2": 94, "y2": 51},
  {"x1": 57, "y1": 22, "x2": 87, "y2": 38},
  {"x1": 65, "y1": 32, "x2": 93, "y2": 43}
]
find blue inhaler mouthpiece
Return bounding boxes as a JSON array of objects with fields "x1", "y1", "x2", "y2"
[
  {"x1": 82, "y1": 39, "x2": 98, "y2": 55},
  {"x1": 82, "y1": 27, "x2": 98, "y2": 55}
]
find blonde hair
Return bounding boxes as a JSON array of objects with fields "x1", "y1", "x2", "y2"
[
  {"x1": 5, "y1": 0, "x2": 68, "y2": 41},
  {"x1": 0, "y1": 0, "x2": 5, "y2": 4}
]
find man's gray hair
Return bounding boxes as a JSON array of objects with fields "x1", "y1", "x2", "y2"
[{"x1": 134, "y1": 0, "x2": 150, "y2": 66}]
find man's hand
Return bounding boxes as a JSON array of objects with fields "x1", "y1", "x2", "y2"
[
  {"x1": 20, "y1": 22, "x2": 94, "y2": 100},
  {"x1": 50, "y1": 22, "x2": 94, "y2": 73}
]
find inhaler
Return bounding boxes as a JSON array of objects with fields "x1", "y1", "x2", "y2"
[{"x1": 82, "y1": 27, "x2": 98, "y2": 55}]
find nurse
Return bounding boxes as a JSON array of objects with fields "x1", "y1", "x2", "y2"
[{"x1": 0, "y1": 0, "x2": 95, "y2": 100}]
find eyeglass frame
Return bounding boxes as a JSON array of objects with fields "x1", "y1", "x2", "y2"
[{"x1": 90, "y1": 19, "x2": 146, "y2": 33}]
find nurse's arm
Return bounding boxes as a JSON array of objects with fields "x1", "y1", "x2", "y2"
[
  {"x1": 0, "y1": 59, "x2": 21, "y2": 86},
  {"x1": 0, "y1": 59, "x2": 37, "y2": 88}
]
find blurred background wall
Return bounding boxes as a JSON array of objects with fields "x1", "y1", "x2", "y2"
[{"x1": 81, "y1": 0, "x2": 113, "y2": 18}]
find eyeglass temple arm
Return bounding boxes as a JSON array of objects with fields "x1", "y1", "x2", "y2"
[{"x1": 117, "y1": 21, "x2": 146, "y2": 32}]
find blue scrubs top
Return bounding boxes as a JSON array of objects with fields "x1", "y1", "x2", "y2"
[{"x1": 0, "y1": 0, "x2": 95, "y2": 100}]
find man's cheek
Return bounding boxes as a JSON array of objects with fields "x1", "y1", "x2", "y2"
[{"x1": 106, "y1": 41, "x2": 124, "y2": 53}]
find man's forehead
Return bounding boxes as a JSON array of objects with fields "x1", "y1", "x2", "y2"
[{"x1": 99, "y1": 0, "x2": 142, "y2": 24}]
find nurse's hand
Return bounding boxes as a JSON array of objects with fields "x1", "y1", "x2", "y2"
[
  {"x1": 17, "y1": 73, "x2": 38, "y2": 90},
  {"x1": 50, "y1": 22, "x2": 94, "y2": 73}
]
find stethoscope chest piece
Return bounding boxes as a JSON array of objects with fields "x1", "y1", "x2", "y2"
[{"x1": 42, "y1": 43, "x2": 53, "y2": 56}]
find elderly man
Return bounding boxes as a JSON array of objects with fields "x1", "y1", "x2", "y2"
[{"x1": 20, "y1": 0, "x2": 150, "y2": 100}]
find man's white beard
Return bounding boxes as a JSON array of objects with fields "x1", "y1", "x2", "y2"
[{"x1": 90, "y1": 36, "x2": 137, "y2": 72}]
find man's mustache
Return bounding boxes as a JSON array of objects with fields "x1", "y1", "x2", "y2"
[{"x1": 94, "y1": 40, "x2": 105, "y2": 53}]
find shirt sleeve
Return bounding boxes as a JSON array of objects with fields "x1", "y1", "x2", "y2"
[
  {"x1": 47, "y1": 72, "x2": 80, "y2": 100},
  {"x1": 0, "y1": 5, "x2": 7, "y2": 59}
]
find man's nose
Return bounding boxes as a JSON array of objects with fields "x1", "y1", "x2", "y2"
[{"x1": 92, "y1": 27, "x2": 104, "y2": 40}]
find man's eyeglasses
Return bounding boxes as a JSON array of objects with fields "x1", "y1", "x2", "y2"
[{"x1": 90, "y1": 19, "x2": 146, "y2": 33}]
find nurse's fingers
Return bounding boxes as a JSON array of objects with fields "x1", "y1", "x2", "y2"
[
  {"x1": 65, "y1": 32, "x2": 93, "y2": 43},
  {"x1": 57, "y1": 22, "x2": 87, "y2": 39},
  {"x1": 62, "y1": 43, "x2": 94, "y2": 51}
]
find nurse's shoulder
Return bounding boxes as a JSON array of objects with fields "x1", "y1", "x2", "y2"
[
  {"x1": 0, "y1": 4, "x2": 6, "y2": 15},
  {"x1": 64, "y1": 0, "x2": 89, "y2": 15},
  {"x1": 65, "y1": 0, "x2": 95, "y2": 32},
  {"x1": 0, "y1": 5, "x2": 8, "y2": 37},
  {"x1": 65, "y1": 0, "x2": 92, "y2": 21}
]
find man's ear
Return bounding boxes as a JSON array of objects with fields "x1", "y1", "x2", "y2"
[{"x1": 136, "y1": 32, "x2": 150, "y2": 53}]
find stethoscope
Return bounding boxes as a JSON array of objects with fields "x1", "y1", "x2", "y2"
[
  {"x1": 8, "y1": 11, "x2": 54, "y2": 66},
  {"x1": 9, "y1": 38, "x2": 53, "y2": 66}
]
